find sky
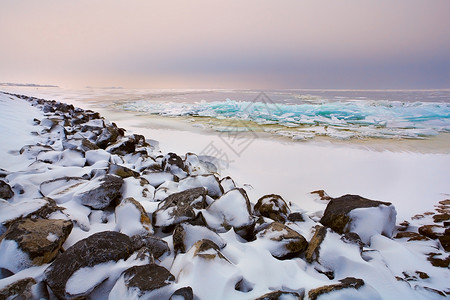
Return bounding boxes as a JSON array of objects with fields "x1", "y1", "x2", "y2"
[{"x1": 0, "y1": 0, "x2": 449, "y2": 89}]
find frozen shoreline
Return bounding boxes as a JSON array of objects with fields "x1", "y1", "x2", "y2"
[{"x1": 0, "y1": 91, "x2": 449, "y2": 299}]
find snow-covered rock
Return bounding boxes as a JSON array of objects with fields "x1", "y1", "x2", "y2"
[
  {"x1": 152, "y1": 187, "x2": 207, "y2": 228},
  {"x1": 0, "y1": 218, "x2": 72, "y2": 272},
  {"x1": 255, "y1": 222, "x2": 308, "y2": 260},
  {"x1": 115, "y1": 197, "x2": 153, "y2": 236},
  {"x1": 203, "y1": 188, "x2": 255, "y2": 239},
  {"x1": 173, "y1": 223, "x2": 227, "y2": 254},
  {"x1": 178, "y1": 174, "x2": 223, "y2": 199},
  {"x1": 254, "y1": 194, "x2": 291, "y2": 223},
  {"x1": 72, "y1": 175, "x2": 124, "y2": 209},
  {"x1": 45, "y1": 231, "x2": 135, "y2": 299},
  {"x1": 110, "y1": 264, "x2": 175, "y2": 299},
  {"x1": 320, "y1": 194, "x2": 396, "y2": 244}
]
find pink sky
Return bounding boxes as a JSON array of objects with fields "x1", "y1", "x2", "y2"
[{"x1": 1, "y1": 0, "x2": 449, "y2": 89}]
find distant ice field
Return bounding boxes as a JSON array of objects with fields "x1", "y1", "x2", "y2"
[{"x1": 111, "y1": 89, "x2": 450, "y2": 140}]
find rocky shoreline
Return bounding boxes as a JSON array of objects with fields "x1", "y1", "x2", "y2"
[{"x1": 0, "y1": 92, "x2": 449, "y2": 299}]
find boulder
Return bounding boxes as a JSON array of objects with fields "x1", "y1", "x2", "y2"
[
  {"x1": 162, "y1": 152, "x2": 185, "y2": 172},
  {"x1": 173, "y1": 223, "x2": 226, "y2": 254},
  {"x1": 152, "y1": 187, "x2": 207, "y2": 228},
  {"x1": 320, "y1": 194, "x2": 396, "y2": 244},
  {"x1": 115, "y1": 197, "x2": 153, "y2": 236},
  {"x1": 308, "y1": 277, "x2": 365, "y2": 300},
  {"x1": 130, "y1": 234, "x2": 170, "y2": 260},
  {"x1": 203, "y1": 188, "x2": 255, "y2": 240},
  {"x1": 0, "y1": 277, "x2": 37, "y2": 300},
  {"x1": 73, "y1": 175, "x2": 124, "y2": 209},
  {"x1": 108, "y1": 164, "x2": 140, "y2": 178},
  {"x1": 45, "y1": 231, "x2": 135, "y2": 299},
  {"x1": 96, "y1": 125, "x2": 121, "y2": 149},
  {"x1": 254, "y1": 290, "x2": 304, "y2": 300},
  {"x1": 254, "y1": 194, "x2": 291, "y2": 223},
  {"x1": 178, "y1": 174, "x2": 223, "y2": 198},
  {"x1": 256, "y1": 222, "x2": 308, "y2": 260},
  {"x1": 305, "y1": 226, "x2": 327, "y2": 263},
  {"x1": 170, "y1": 286, "x2": 194, "y2": 300},
  {"x1": 0, "y1": 181, "x2": 14, "y2": 200},
  {"x1": 109, "y1": 264, "x2": 175, "y2": 299},
  {"x1": 0, "y1": 218, "x2": 73, "y2": 272},
  {"x1": 107, "y1": 137, "x2": 137, "y2": 156}
]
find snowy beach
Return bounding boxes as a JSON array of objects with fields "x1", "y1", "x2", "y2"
[{"x1": 0, "y1": 90, "x2": 449, "y2": 299}]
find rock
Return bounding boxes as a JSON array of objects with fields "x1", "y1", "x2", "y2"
[
  {"x1": 341, "y1": 232, "x2": 364, "y2": 251},
  {"x1": 433, "y1": 213, "x2": 449, "y2": 223},
  {"x1": 427, "y1": 252, "x2": 450, "y2": 268},
  {"x1": 254, "y1": 194, "x2": 291, "y2": 223},
  {"x1": 170, "y1": 286, "x2": 194, "y2": 300},
  {"x1": 256, "y1": 222, "x2": 308, "y2": 260},
  {"x1": 305, "y1": 226, "x2": 327, "y2": 263},
  {"x1": 110, "y1": 264, "x2": 175, "y2": 299},
  {"x1": 311, "y1": 190, "x2": 333, "y2": 201},
  {"x1": 203, "y1": 188, "x2": 255, "y2": 239},
  {"x1": 80, "y1": 138, "x2": 100, "y2": 151},
  {"x1": 438, "y1": 229, "x2": 450, "y2": 251},
  {"x1": 142, "y1": 171, "x2": 176, "y2": 188},
  {"x1": 178, "y1": 174, "x2": 223, "y2": 198},
  {"x1": 152, "y1": 187, "x2": 207, "y2": 228},
  {"x1": 0, "y1": 218, "x2": 73, "y2": 272},
  {"x1": 130, "y1": 234, "x2": 170, "y2": 260},
  {"x1": 173, "y1": 223, "x2": 226, "y2": 254},
  {"x1": 107, "y1": 137, "x2": 137, "y2": 156},
  {"x1": 255, "y1": 290, "x2": 304, "y2": 300},
  {"x1": 418, "y1": 224, "x2": 444, "y2": 240},
  {"x1": 0, "y1": 180, "x2": 14, "y2": 200},
  {"x1": 220, "y1": 176, "x2": 236, "y2": 193},
  {"x1": 115, "y1": 197, "x2": 153, "y2": 236},
  {"x1": 73, "y1": 175, "x2": 124, "y2": 209},
  {"x1": 184, "y1": 152, "x2": 210, "y2": 175},
  {"x1": 288, "y1": 212, "x2": 305, "y2": 222},
  {"x1": 45, "y1": 231, "x2": 135, "y2": 299},
  {"x1": 108, "y1": 164, "x2": 140, "y2": 178},
  {"x1": 320, "y1": 194, "x2": 396, "y2": 244},
  {"x1": 0, "y1": 277, "x2": 36, "y2": 300},
  {"x1": 96, "y1": 125, "x2": 120, "y2": 149},
  {"x1": 308, "y1": 277, "x2": 365, "y2": 300},
  {"x1": 394, "y1": 231, "x2": 429, "y2": 241},
  {"x1": 162, "y1": 152, "x2": 185, "y2": 171}
]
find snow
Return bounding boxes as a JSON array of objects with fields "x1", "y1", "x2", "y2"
[
  {"x1": 46, "y1": 232, "x2": 58, "y2": 242},
  {"x1": 203, "y1": 189, "x2": 253, "y2": 231},
  {"x1": 115, "y1": 199, "x2": 153, "y2": 236},
  {"x1": 0, "y1": 93, "x2": 44, "y2": 171},
  {"x1": 347, "y1": 204, "x2": 397, "y2": 244},
  {"x1": 0, "y1": 240, "x2": 31, "y2": 273}
]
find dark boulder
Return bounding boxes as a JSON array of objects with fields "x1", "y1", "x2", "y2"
[
  {"x1": 162, "y1": 152, "x2": 185, "y2": 170},
  {"x1": 45, "y1": 231, "x2": 134, "y2": 299},
  {"x1": 170, "y1": 286, "x2": 194, "y2": 300},
  {"x1": 255, "y1": 290, "x2": 304, "y2": 300},
  {"x1": 0, "y1": 181, "x2": 14, "y2": 200},
  {"x1": 108, "y1": 164, "x2": 139, "y2": 178},
  {"x1": 320, "y1": 194, "x2": 396, "y2": 243},
  {"x1": 254, "y1": 194, "x2": 291, "y2": 223},
  {"x1": 152, "y1": 187, "x2": 207, "y2": 228},
  {"x1": 73, "y1": 175, "x2": 124, "y2": 209},
  {"x1": 130, "y1": 234, "x2": 170, "y2": 260},
  {"x1": 111, "y1": 264, "x2": 175, "y2": 299}
]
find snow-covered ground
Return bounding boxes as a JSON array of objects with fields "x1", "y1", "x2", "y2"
[{"x1": 0, "y1": 91, "x2": 449, "y2": 299}]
